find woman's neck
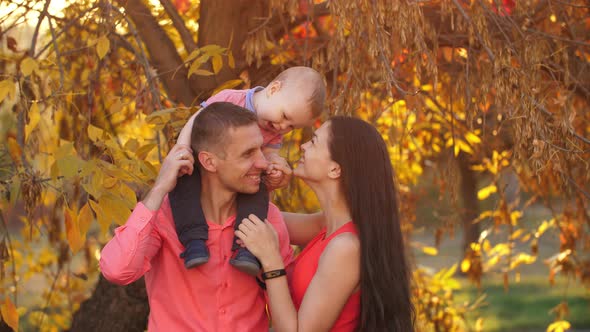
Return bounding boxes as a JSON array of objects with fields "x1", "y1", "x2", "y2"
[{"x1": 313, "y1": 184, "x2": 352, "y2": 236}]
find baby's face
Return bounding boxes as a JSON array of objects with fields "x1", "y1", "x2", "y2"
[{"x1": 259, "y1": 90, "x2": 315, "y2": 135}]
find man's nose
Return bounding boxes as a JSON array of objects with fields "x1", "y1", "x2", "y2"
[{"x1": 255, "y1": 153, "x2": 269, "y2": 169}]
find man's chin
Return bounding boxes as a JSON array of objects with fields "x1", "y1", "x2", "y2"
[{"x1": 239, "y1": 186, "x2": 260, "y2": 194}]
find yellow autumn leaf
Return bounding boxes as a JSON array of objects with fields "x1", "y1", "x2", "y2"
[
  {"x1": 422, "y1": 246, "x2": 438, "y2": 256},
  {"x1": 118, "y1": 182, "x2": 138, "y2": 209},
  {"x1": 100, "y1": 195, "x2": 131, "y2": 226},
  {"x1": 78, "y1": 203, "x2": 93, "y2": 237},
  {"x1": 547, "y1": 320, "x2": 571, "y2": 332},
  {"x1": 25, "y1": 102, "x2": 40, "y2": 138},
  {"x1": 475, "y1": 318, "x2": 484, "y2": 332},
  {"x1": 477, "y1": 184, "x2": 497, "y2": 200},
  {"x1": 191, "y1": 69, "x2": 214, "y2": 77},
  {"x1": 461, "y1": 258, "x2": 471, "y2": 272},
  {"x1": 7, "y1": 137, "x2": 22, "y2": 166},
  {"x1": 228, "y1": 50, "x2": 235, "y2": 69},
  {"x1": 102, "y1": 176, "x2": 118, "y2": 189},
  {"x1": 65, "y1": 207, "x2": 84, "y2": 253},
  {"x1": 458, "y1": 139, "x2": 474, "y2": 154},
  {"x1": 56, "y1": 156, "x2": 82, "y2": 179},
  {"x1": 212, "y1": 54, "x2": 223, "y2": 74},
  {"x1": 0, "y1": 79, "x2": 16, "y2": 103},
  {"x1": 187, "y1": 54, "x2": 210, "y2": 77},
  {"x1": 87, "y1": 124, "x2": 104, "y2": 142},
  {"x1": 200, "y1": 44, "x2": 224, "y2": 55},
  {"x1": 536, "y1": 219, "x2": 554, "y2": 237},
  {"x1": 465, "y1": 131, "x2": 482, "y2": 144},
  {"x1": 89, "y1": 199, "x2": 110, "y2": 235},
  {"x1": 96, "y1": 35, "x2": 110, "y2": 59},
  {"x1": 212, "y1": 79, "x2": 243, "y2": 95},
  {"x1": 136, "y1": 143, "x2": 157, "y2": 160},
  {"x1": 510, "y1": 211, "x2": 522, "y2": 225},
  {"x1": 21, "y1": 57, "x2": 38, "y2": 76},
  {"x1": 1, "y1": 297, "x2": 18, "y2": 332}
]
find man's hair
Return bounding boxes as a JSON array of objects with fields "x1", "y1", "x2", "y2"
[
  {"x1": 270, "y1": 66, "x2": 326, "y2": 118},
  {"x1": 191, "y1": 102, "x2": 258, "y2": 156}
]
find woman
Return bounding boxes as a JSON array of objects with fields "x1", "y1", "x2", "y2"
[{"x1": 236, "y1": 116, "x2": 415, "y2": 331}]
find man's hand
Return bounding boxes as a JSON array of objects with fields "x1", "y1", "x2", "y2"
[
  {"x1": 263, "y1": 154, "x2": 292, "y2": 191},
  {"x1": 143, "y1": 145, "x2": 194, "y2": 211}
]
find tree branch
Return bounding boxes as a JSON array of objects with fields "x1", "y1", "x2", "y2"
[
  {"x1": 158, "y1": 0, "x2": 197, "y2": 53},
  {"x1": 29, "y1": 0, "x2": 52, "y2": 56},
  {"x1": 114, "y1": 0, "x2": 196, "y2": 105}
]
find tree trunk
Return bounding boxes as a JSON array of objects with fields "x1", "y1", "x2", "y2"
[
  {"x1": 68, "y1": 276, "x2": 149, "y2": 332},
  {"x1": 458, "y1": 153, "x2": 480, "y2": 259}
]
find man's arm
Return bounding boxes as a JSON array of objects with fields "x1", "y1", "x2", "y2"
[
  {"x1": 281, "y1": 212, "x2": 324, "y2": 247},
  {"x1": 99, "y1": 202, "x2": 162, "y2": 285},
  {"x1": 267, "y1": 204, "x2": 294, "y2": 267},
  {"x1": 100, "y1": 144, "x2": 194, "y2": 284}
]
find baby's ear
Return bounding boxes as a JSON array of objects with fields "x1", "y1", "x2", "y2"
[{"x1": 267, "y1": 80, "x2": 282, "y2": 96}]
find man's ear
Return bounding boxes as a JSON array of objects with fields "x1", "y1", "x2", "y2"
[
  {"x1": 198, "y1": 151, "x2": 217, "y2": 172},
  {"x1": 266, "y1": 80, "x2": 282, "y2": 97},
  {"x1": 328, "y1": 162, "x2": 341, "y2": 179}
]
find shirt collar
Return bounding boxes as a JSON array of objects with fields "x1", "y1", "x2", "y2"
[{"x1": 244, "y1": 86, "x2": 264, "y2": 113}]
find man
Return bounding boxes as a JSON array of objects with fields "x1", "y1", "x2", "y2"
[{"x1": 99, "y1": 102, "x2": 294, "y2": 331}]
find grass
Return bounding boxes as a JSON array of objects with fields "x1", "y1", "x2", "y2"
[
  {"x1": 411, "y1": 170, "x2": 590, "y2": 331},
  {"x1": 455, "y1": 275, "x2": 590, "y2": 332}
]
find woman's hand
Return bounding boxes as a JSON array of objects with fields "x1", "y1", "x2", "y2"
[{"x1": 235, "y1": 215, "x2": 284, "y2": 270}]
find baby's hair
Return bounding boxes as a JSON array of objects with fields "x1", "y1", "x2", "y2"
[{"x1": 270, "y1": 66, "x2": 326, "y2": 118}]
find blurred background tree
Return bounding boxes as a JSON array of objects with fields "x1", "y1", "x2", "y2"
[{"x1": 0, "y1": 0, "x2": 588, "y2": 331}]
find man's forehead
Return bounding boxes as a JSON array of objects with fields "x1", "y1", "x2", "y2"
[{"x1": 224, "y1": 125, "x2": 264, "y2": 152}]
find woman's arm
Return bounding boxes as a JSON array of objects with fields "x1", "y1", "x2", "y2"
[
  {"x1": 236, "y1": 217, "x2": 360, "y2": 332},
  {"x1": 281, "y1": 212, "x2": 324, "y2": 246}
]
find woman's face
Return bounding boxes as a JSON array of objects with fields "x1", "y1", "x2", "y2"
[{"x1": 294, "y1": 121, "x2": 339, "y2": 182}]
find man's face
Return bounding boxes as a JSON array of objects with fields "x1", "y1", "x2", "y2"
[{"x1": 214, "y1": 124, "x2": 269, "y2": 194}]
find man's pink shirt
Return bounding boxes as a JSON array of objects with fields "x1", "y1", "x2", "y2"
[{"x1": 99, "y1": 196, "x2": 294, "y2": 331}]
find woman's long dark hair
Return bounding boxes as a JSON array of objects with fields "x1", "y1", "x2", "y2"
[{"x1": 328, "y1": 116, "x2": 415, "y2": 331}]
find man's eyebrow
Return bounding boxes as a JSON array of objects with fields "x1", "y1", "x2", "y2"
[{"x1": 241, "y1": 147, "x2": 258, "y2": 156}]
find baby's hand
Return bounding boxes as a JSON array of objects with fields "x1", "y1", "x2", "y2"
[{"x1": 264, "y1": 155, "x2": 292, "y2": 191}]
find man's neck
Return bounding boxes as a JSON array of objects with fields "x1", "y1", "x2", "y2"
[{"x1": 200, "y1": 175, "x2": 237, "y2": 225}]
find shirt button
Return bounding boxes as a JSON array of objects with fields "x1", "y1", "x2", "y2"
[{"x1": 220, "y1": 309, "x2": 226, "y2": 314}]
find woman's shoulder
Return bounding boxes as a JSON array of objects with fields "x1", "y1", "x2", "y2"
[{"x1": 320, "y1": 230, "x2": 360, "y2": 265}]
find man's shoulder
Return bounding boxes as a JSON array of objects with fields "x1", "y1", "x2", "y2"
[{"x1": 266, "y1": 203, "x2": 286, "y2": 228}]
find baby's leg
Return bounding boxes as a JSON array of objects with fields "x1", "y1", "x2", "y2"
[
  {"x1": 230, "y1": 183, "x2": 269, "y2": 275},
  {"x1": 169, "y1": 168, "x2": 210, "y2": 268}
]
